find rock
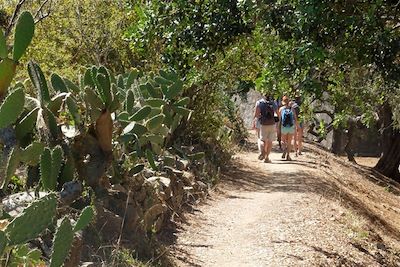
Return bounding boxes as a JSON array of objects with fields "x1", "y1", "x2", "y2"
[
  {"x1": 2, "y1": 191, "x2": 48, "y2": 217},
  {"x1": 176, "y1": 159, "x2": 190, "y2": 171},
  {"x1": 182, "y1": 171, "x2": 195, "y2": 185},
  {"x1": 143, "y1": 204, "x2": 167, "y2": 232},
  {"x1": 142, "y1": 168, "x2": 155, "y2": 178},
  {"x1": 146, "y1": 176, "x2": 171, "y2": 187},
  {"x1": 60, "y1": 181, "x2": 83, "y2": 205}
]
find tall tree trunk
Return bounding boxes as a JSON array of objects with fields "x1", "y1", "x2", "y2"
[
  {"x1": 374, "y1": 103, "x2": 400, "y2": 180},
  {"x1": 345, "y1": 120, "x2": 356, "y2": 163}
]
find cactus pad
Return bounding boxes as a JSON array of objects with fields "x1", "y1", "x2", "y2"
[
  {"x1": 73, "y1": 206, "x2": 94, "y2": 232},
  {"x1": 5, "y1": 193, "x2": 57, "y2": 245},
  {"x1": 50, "y1": 217, "x2": 74, "y2": 267},
  {"x1": 12, "y1": 11, "x2": 34, "y2": 61},
  {"x1": 0, "y1": 88, "x2": 25, "y2": 128}
]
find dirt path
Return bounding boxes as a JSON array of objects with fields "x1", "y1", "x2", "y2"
[{"x1": 169, "y1": 136, "x2": 400, "y2": 266}]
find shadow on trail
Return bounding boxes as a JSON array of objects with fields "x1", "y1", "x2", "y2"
[{"x1": 223, "y1": 152, "x2": 400, "y2": 243}]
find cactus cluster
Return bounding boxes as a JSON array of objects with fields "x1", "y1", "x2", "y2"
[
  {"x1": 0, "y1": 192, "x2": 94, "y2": 267},
  {"x1": 0, "y1": 9, "x2": 204, "y2": 266}
]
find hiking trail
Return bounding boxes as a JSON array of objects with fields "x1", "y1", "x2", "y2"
[{"x1": 168, "y1": 134, "x2": 400, "y2": 266}]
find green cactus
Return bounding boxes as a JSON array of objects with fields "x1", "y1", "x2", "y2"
[
  {"x1": 50, "y1": 217, "x2": 74, "y2": 267},
  {"x1": 140, "y1": 83, "x2": 160, "y2": 98},
  {"x1": 165, "y1": 80, "x2": 183, "y2": 100},
  {"x1": 40, "y1": 148, "x2": 52, "y2": 189},
  {"x1": 0, "y1": 88, "x2": 25, "y2": 128},
  {"x1": 0, "y1": 30, "x2": 7, "y2": 59},
  {"x1": 51, "y1": 73, "x2": 68, "y2": 93},
  {"x1": 0, "y1": 58, "x2": 16, "y2": 97},
  {"x1": 146, "y1": 114, "x2": 165, "y2": 132},
  {"x1": 28, "y1": 61, "x2": 50, "y2": 104},
  {"x1": 85, "y1": 87, "x2": 104, "y2": 110},
  {"x1": 47, "y1": 93, "x2": 65, "y2": 116},
  {"x1": 44, "y1": 107, "x2": 60, "y2": 139},
  {"x1": 63, "y1": 78, "x2": 80, "y2": 93},
  {"x1": 12, "y1": 11, "x2": 35, "y2": 62},
  {"x1": 15, "y1": 107, "x2": 39, "y2": 141},
  {"x1": 173, "y1": 106, "x2": 192, "y2": 119},
  {"x1": 130, "y1": 105, "x2": 152, "y2": 121},
  {"x1": 83, "y1": 68, "x2": 95, "y2": 88},
  {"x1": 73, "y1": 206, "x2": 94, "y2": 232},
  {"x1": 96, "y1": 73, "x2": 111, "y2": 104},
  {"x1": 174, "y1": 97, "x2": 190, "y2": 107},
  {"x1": 145, "y1": 98, "x2": 167, "y2": 107},
  {"x1": 5, "y1": 193, "x2": 57, "y2": 245},
  {"x1": 40, "y1": 146, "x2": 63, "y2": 191},
  {"x1": 122, "y1": 122, "x2": 148, "y2": 136},
  {"x1": 126, "y1": 69, "x2": 139, "y2": 89},
  {"x1": 66, "y1": 96, "x2": 81, "y2": 125},
  {"x1": 2, "y1": 147, "x2": 20, "y2": 189},
  {"x1": 131, "y1": 164, "x2": 144, "y2": 175},
  {"x1": 154, "y1": 76, "x2": 171, "y2": 86},
  {"x1": 21, "y1": 142, "x2": 45, "y2": 166},
  {"x1": 146, "y1": 149, "x2": 158, "y2": 171},
  {"x1": 125, "y1": 90, "x2": 135, "y2": 114}
]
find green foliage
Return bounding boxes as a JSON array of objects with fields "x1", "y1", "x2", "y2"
[
  {"x1": 12, "y1": 11, "x2": 35, "y2": 61},
  {"x1": 15, "y1": 107, "x2": 39, "y2": 141},
  {"x1": 50, "y1": 217, "x2": 74, "y2": 267},
  {"x1": 2, "y1": 147, "x2": 20, "y2": 189},
  {"x1": 21, "y1": 142, "x2": 45, "y2": 166},
  {"x1": 40, "y1": 146, "x2": 64, "y2": 191},
  {"x1": 0, "y1": 58, "x2": 17, "y2": 96},
  {"x1": 5, "y1": 193, "x2": 57, "y2": 245},
  {"x1": 0, "y1": 88, "x2": 25, "y2": 128},
  {"x1": 28, "y1": 60, "x2": 50, "y2": 104},
  {"x1": 73, "y1": 206, "x2": 95, "y2": 232}
]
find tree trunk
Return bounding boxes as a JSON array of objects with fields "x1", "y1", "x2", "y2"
[
  {"x1": 345, "y1": 120, "x2": 356, "y2": 163},
  {"x1": 374, "y1": 103, "x2": 400, "y2": 180}
]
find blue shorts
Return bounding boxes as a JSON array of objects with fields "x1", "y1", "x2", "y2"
[{"x1": 281, "y1": 126, "x2": 295, "y2": 135}]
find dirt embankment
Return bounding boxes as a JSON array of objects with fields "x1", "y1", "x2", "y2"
[{"x1": 168, "y1": 136, "x2": 400, "y2": 266}]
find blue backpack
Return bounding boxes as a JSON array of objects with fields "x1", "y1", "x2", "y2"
[{"x1": 281, "y1": 107, "x2": 294, "y2": 127}]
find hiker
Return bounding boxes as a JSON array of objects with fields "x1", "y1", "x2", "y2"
[
  {"x1": 292, "y1": 95, "x2": 304, "y2": 155},
  {"x1": 253, "y1": 94, "x2": 277, "y2": 163},
  {"x1": 274, "y1": 97, "x2": 282, "y2": 150},
  {"x1": 278, "y1": 96, "x2": 297, "y2": 161}
]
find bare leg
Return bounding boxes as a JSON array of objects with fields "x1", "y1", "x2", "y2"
[
  {"x1": 281, "y1": 134, "x2": 288, "y2": 158},
  {"x1": 293, "y1": 128, "x2": 298, "y2": 156},
  {"x1": 264, "y1": 140, "x2": 273, "y2": 162}
]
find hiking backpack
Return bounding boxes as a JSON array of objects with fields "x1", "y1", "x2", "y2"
[
  {"x1": 281, "y1": 107, "x2": 294, "y2": 127},
  {"x1": 258, "y1": 100, "x2": 275, "y2": 125}
]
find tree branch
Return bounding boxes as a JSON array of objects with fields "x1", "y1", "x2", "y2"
[{"x1": 5, "y1": 0, "x2": 26, "y2": 37}]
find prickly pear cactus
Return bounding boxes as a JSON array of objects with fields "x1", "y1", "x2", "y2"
[
  {"x1": 40, "y1": 146, "x2": 64, "y2": 191},
  {"x1": 0, "y1": 88, "x2": 25, "y2": 128},
  {"x1": 49, "y1": 217, "x2": 74, "y2": 267},
  {"x1": 5, "y1": 193, "x2": 57, "y2": 245},
  {"x1": 73, "y1": 206, "x2": 95, "y2": 232}
]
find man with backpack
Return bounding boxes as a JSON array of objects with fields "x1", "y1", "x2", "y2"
[
  {"x1": 278, "y1": 96, "x2": 297, "y2": 161},
  {"x1": 253, "y1": 94, "x2": 277, "y2": 163}
]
